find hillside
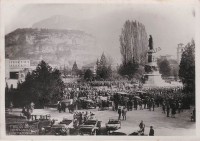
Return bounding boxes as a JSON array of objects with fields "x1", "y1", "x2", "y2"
[{"x1": 5, "y1": 28, "x2": 99, "y2": 67}]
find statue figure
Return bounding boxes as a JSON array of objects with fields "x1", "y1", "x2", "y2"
[{"x1": 149, "y1": 35, "x2": 153, "y2": 50}]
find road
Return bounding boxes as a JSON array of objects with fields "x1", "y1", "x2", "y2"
[{"x1": 8, "y1": 106, "x2": 195, "y2": 136}]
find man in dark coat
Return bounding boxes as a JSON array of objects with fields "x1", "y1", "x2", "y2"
[
  {"x1": 61, "y1": 102, "x2": 66, "y2": 112},
  {"x1": 166, "y1": 103, "x2": 170, "y2": 117},
  {"x1": 118, "y1": 107, "x2": 122, "y2": 120},
  {"x1": 128, "y1": 100, "x2": 133, "y2": 111},
  {"x1": 58, "y1": 102, "x2": 62, "y2": 113},
  {"x1": 134, "y1": 99, "x2": 138, "y2": 110},
  {"x1": 149, "y1": 126, "x2": 154, "y2": 136}
]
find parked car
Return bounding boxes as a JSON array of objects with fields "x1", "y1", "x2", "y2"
[
  {"x1": 79, "y1": 118, "x2": 101, "y2": 135},
  {"x1": 59, "y1": 118, "x2": 73, "y2": 128},
  {"x1": 109, "y1": 127, "x2": 146, "y2": 136},
  {"x1": 106, "y1": 118, "x2": 121, "y2": 131},
  {"x1": 78, "y1": 97, "x2": 97, "y2": 109},
  {"x1": 46, "y1": 124, "x2": 69, "y2": 135}
]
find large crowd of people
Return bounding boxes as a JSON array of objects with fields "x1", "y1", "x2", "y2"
[
  {"x1": 12, "y1": 80, "x2": 194, "y2": 136},
  {"x1": 54, "y1": 80, "x2": 195, "y2": 123}
]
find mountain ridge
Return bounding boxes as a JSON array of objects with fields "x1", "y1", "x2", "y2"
[{"x1": 5, "y1": 28, "x2": 99, "y2": 67}]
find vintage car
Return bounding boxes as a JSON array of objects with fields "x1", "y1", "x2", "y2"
[
  {"x1": 109, "y1": 127, "x2": 148, "y2": 136},
  {"x1": 45, "y1": 124, "x2": 70, "y2": 135},
  {"x1": 106, "y1": 118, "x2": 121, "y2": 131},
  {"x1": 42, "y1": 117, "x2": 73, "y2": 135},
  {"x1": 109, "y1": 128, "x2": 129, "y2": 135},
  {"x1": 79, "y1": 118, "x2": 101, "y2": 135},
  {"x1": 78, "y1": 97, "x2": 97, "y2": 109},
  {"x1": 59, "y1": 118, "x2": 73, "y2": 127},
  {"x1": 136, "y1": 91, "x2": 147, "y2": 99},
  {"x1": 98, "y1": 96, "x2": 112, "y2": 111}
]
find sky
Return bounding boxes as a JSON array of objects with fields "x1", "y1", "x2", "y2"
[{"x1": 3, "y1": 1, "x2": 196, "y2": 63}]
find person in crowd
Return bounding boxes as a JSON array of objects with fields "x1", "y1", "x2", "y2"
[
  {"x1": 129, "y1": 100, "x2": 133, "y2": 111},
  {"x1": 79, "y1": 112, "x2": 83, "y2": 124},
  {"x1": 178, "y1": 101, "x2": 182, "y2": 113},
  {"x1": 139, "y1": 100, "x2": 143, "y2": 110},
  {"x1": 148, "y1": 99, "x2": 152, "y2": 111},
  {"x1": 118, "y1": 107, "x2": 122, "y2": 120},
  {"x1": 22, "y1": 106, "x2": 26, "y2": 117},
  {"x1": 112, "y1": 101, "x2": 115, "y2": 111},
  {"x1": 149, "y1": 126, "x2": 154, "y2": 136},
  {"x1": 83, "y1": 112, "x2": 87, "y2": 123},
  {"x1": 139, "y1": 120, "x2": 145, "y2": 134},
  {"x1": 61, "y1": 102, "x2": 66, "y2": 112},
  {"x1": 58, "y1": 101, "x2": 62, "y2": 113},
  {"x1": 143, "y1": 98, "x2": 147, "y2": 109},
  {"x1": 9, "y1": 102, "x2": 13, "y2": 112},
  {"x1": 162, "y1": 101, "x2": 166, "y2": 114},
  {"x1": 30, "y1": 102, "x2": 35, "y2": 113},
  {"x1": 166, "y1": 102, "x2": 170, "y2": 117},
  {"x1": 122, "y1": 107, "x2": 127, "y2": 120},
  {"x1": 171, "y1": 102, "x2": 176, "y2": 118},
  {"x1": 26, "y1": 108, "x2": 31, "y2": 121},
  {"x1": 152, "y1": 99, "x2": 155, "y2": 111},
  {"x1": 191, "y1": 108, "x2": 195, "y2": 122},
  {"x1": 134, "y1": 99, "x2": 138, "y2": 110}
]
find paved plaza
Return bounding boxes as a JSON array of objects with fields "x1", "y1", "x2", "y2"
[{"x1": 10, "y1": 106, "x2": 195, "y2": 136}]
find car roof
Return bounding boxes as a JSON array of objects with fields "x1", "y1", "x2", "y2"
[
  {"x1": 111, "y1": 127, "x2": 139, "y2": 135},
  {"x1": 136, "y1": 91, "x2": 147, "y2": 93},
  {"x1": 51, "y1": 124, "x2": 67, "y2": 128}
]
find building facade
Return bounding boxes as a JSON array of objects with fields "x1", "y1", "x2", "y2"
[
  {"x1": 9, "y1": 60, "x2": 30, "y2": 69},
  {"x1": 5, "y1": 59, "x2": 34, "y2": 88}
]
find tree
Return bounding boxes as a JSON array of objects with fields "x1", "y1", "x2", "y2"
[
  {"x1": 17, "y1": 60, "x2": 65, "y2": 108},
  {"x1": 84, "y1": 69, "x2": 93, "y2": 81},
  {"x1": 99, "y1": 53, "x2": 107, "y2": 67},
  {"x1": 96, "y1": 53, "x2": 112, "y2": 80},
  {"x1": 118, "y1": 58, "x2": 139, "y2": 79},
  {"x1": 72, "y1": 61, "x2": 79, "y2": 76},
  {"x1": 179, "y1": 40, "x2": 195, "y2": 94},
  {"x1": 119, "y1": 20, "x2": 148, "y2": 66},
  {"x1": 172, "y1": 67, "x2": 178, "y2": 80},
  {"x1": 158, "y1": 59, "x2": 171, "y2": 77},
  {"x1": 63, "y1": 65, "x2": 71, "y2": 77}
]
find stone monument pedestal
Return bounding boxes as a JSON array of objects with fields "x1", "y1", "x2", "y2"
[{"x1": 143, "y1": 71, "x2": 170, "y2": 88}]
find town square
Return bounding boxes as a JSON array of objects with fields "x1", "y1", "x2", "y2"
[{"x1": 2, "y1": 1, "x2": 197, "y2": 137}]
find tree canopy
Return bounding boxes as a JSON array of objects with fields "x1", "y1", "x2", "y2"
[
  {"x1": 84, "y1": 69, "x2": 93, "y2": 81},
  {"x1": 118, "y1": 58, "x2": 139, "y2": 79},
  {"x1": 157, "y1": 59, "x2": 171, "y2": 77},
  {"x1": 119, "y1": 20, "x2": 148, "y2": 65},
  {"x1": 14, "y1": 60, "x2": 65, "y2": 108},
  {"x1": 96, "y1": 53, "x2": 112, "y2": 80},
  {"x1": 179, "y1": 40, "x2": 195, "y2": 94},
  {"x1": 118, "y1": 20, "x2": 148, "y2": 79}
]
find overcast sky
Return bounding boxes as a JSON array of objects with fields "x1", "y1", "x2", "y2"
[{"x1": 3, "y1": 2, "x2": 196, "y2": 63}]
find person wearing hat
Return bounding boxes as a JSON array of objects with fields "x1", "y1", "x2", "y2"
[{"x1": 149, "y1": 126, "x2": 154, "y2": 136}]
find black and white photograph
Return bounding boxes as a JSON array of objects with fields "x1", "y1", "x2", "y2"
[{"x1": 0, "y1": 0, "x2": 199, "y2": 138}]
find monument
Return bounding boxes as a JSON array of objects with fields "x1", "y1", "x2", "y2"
[{"x1": 142, "y1": 35, "x2": 170, "y2": 87}]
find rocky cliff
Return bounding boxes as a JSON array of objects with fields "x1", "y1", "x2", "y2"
[{"x1": 5, "y1": 28, "x2": 99, "y2": 67}]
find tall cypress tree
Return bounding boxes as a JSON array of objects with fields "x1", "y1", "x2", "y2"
[
  {"x1": 179, "y1": 40, "x2": 195, "y2": 93},
  {"x1": 119, "y1": 20, "x2": 148, "y2": 65}
]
